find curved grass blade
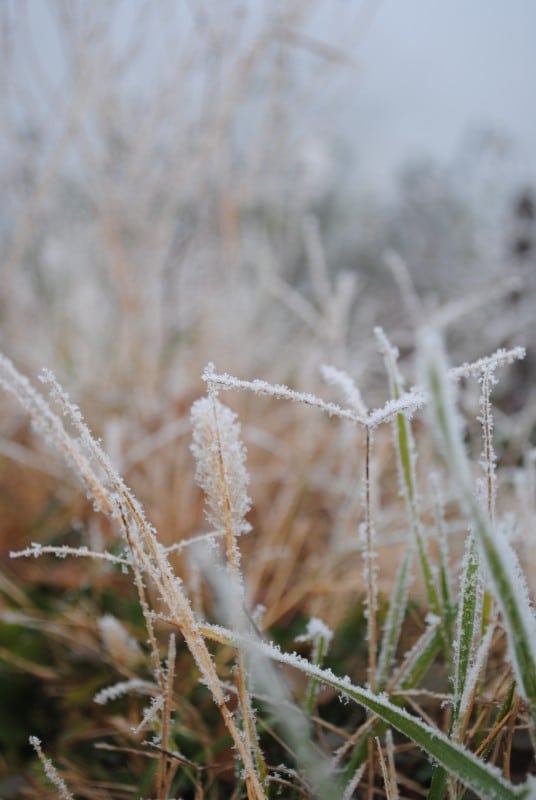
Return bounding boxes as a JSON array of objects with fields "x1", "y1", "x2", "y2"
[
  {"x1": 419, "y1": 330, "x2": 536, "y2": 732},
  {"x1": 200, "y1": 624, "x2": 533, "y2": 800},
  {"x1": 377, "y1": 548, "x2": 413, "y2": 691}
]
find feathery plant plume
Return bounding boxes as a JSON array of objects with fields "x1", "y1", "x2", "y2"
[
  {"x1": 190, "y1": 392, "x2": 252, "y2": 560},
  {"x1": 190, "y1": 389, "x2": 267, "y2": 792}
]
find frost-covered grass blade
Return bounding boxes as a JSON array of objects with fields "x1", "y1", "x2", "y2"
[
  {"x1": 420, "y1": 329, "x2": 536, "y2": 732},
  {"x1": 201, "y1": 623, "x2": 534, "y2": 800}
]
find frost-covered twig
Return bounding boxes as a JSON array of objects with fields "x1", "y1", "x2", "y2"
[
  {"x1": 94, "y1": 678, "x2": 157, "y2": 706},
  {"x1": 449, "y1": 346, "x2": 526, "y2": 382},
  {"x1": 0, "y1": 355, "x2": 113, "y2": 514},
  {"x1": 29, "y1": 736, "x2": 74, "y2": 800},
  {"x1": 10, "y1": 542, "x2": 130, "y2": 566},
  {"x1": 204, "y1": 363, "x2": 426, "y2": 432}
]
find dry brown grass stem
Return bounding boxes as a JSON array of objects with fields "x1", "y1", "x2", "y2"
[
  {"x1": 157, "y1": 634, "x2": 177, "y2": 800},
  {"x1": 0, "y1": 355, "x2": 113, "y2": 515},
  {"x1": 1, "y1": 354, "x2": 267, "y2": 800},
  {"x1": 375, "y1": 736, "x2": 392, "y2": 800},
  {"x1": 116, "y1": 503, "x2": 266, "y2": 800},
  {"x1": 206, "y1": 393, "x2": 266, "y2": 791}
]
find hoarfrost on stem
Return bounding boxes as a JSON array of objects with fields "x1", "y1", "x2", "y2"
[{"x1": 190, "y1": 395, "x2": 251, "y2": 541}]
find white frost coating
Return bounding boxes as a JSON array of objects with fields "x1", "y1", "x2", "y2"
[
  {"x1": 366, "y1": 390, "x2": 427, "y2": 429},
  {"x1": 377, "y1": 549, "x2": 414, "y2": 690},
  {"x1": 454, "y1": 622, "x2": 495, "y2": 740},
  {"x1": 164, "y1": 529, "x2": 225, "y2": 555},
  {"x1": 485, "y1": 526, "x2": 536, "y2": 694},
  {"x1": 449, "y1": 347, "x2": 526, "y2": 381},
  {"x1": 98, "y1": 614, "x2": 143, "y2": 668},
  {"x1": 296, "y1": 617, "x2": 334, "y2": 675},
  {"x1": 201, "y1": 620, "x2": 531, "y2": 798},
  {"x1": 374, "y1": 326, "x2": 402, "y2": 387},
  {"x1": 0, "y1": 355, "x2": 113, "y2": 516},
  {"x1": 453, "y1": 532, "x2": 482, "y2": 705},
  {"x1": 477, "y1": 365, "x2": 498, "y2": 524},
  {"x1": 10, "y1": 542, "x2": 130, "y2": 566},
  {"x1": 418, "y1": 328, "x2": 472, "y2": 486},
  {"x1": 190, "y1": 395, "x2": 251, "y2": 542},
  {"x1": 203, "y1": 362, "x2": 368, "y2": 425},
  {"x1": 203, "y1": 363, "x2": 426, "y2": 431},
  {"x1": 94, "y1": 678, "x2": 157, "y2": 705},
  {"x1": 0, "y1": 356, "x2": 265, "y2": 794},
  {"x1": 342, "y1": 763, "x2": 366, "y2": 800},
  {"x1": 29, "y1": 736, "x2": 75, "y2": 800},
  {"x1": 320, "y1": 364, "x2": 367, "y2": 415},
  {"x1": 420, "y1": 329, "x2": 536, "y2": 715},
  {"x1": 131, "y1": 694, "x2": 165, "y2": 734},
  {"x1": 38, "y1": 366, "x2": 158, "y2": 532},
  {"x1": 295, "y1": 617, "x2": 334, "y2": 646}
]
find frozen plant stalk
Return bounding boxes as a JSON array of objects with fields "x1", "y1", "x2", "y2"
[
  {"x1": 0, "y1": 354, "x2": 266, "y2": 800},
  {"x1": 190, "y1": 393, "x2": 252, "y2": 574},
  {"x1": 29, "y1": 737, "x2": 74, "y2": 800},
  {"x1": 190, "y1": 391, "x2": 267, "y2": 791}
]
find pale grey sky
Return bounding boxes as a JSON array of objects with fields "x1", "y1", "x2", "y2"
[
  {"x1": 349, "y1": 0, "x2": 536, "y2": 188},
  {"x1": 4, "y1": 1, "x2": 536, "y2": 194}
]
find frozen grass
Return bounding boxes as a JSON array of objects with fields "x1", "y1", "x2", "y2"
[
  {"x1": 1, "y1": 5, "x2": 536, "y2": 798},
  {"x1": 0, "y1": 327, "x2": 535, "y2": 799}
]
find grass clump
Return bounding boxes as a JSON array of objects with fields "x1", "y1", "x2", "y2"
[{"x1": 0, "y1": 329, "x2": 535, "y2": 800}]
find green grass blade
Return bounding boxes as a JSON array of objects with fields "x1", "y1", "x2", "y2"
[
  {"x1": 202, "y1": 624, "x2": 533, "y2": 800},
  {"x1": 375, "y1": 328, "x2": 443, "y2": 622},
  {"x1": 377, "y1": 548, "x2": 413, "y2": 691},
  {"x1": 420, "y1": 329, "x2": 536, "y2": 731},
  {"x1": 453, "y1": 533, "x2": 481, "y2": 720},
  {"x1": 396, "y1": 621, "x2": 442, "y2": 691},
  {"x1": 432, "y1": 481, "x2": 454, "y2": 642},
  {"x1": 427, "y1": 763, "x2": 448, "y2": 800}
]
